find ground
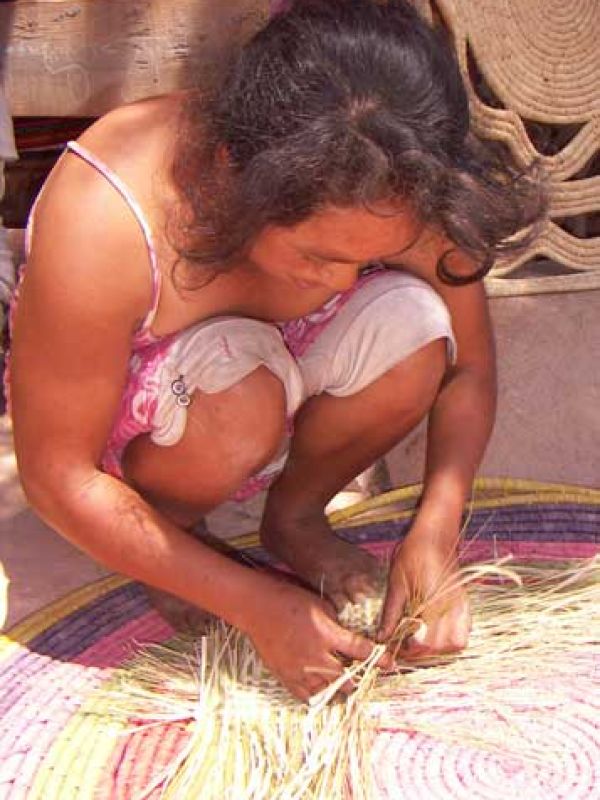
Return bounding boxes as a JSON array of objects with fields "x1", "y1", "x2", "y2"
[{"x1": 1, "y1": 291, "x2": 598, "y2": 630}]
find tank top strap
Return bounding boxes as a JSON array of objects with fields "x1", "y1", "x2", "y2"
[{"x1": 63, "y1": 140, "x2": 162, "y2": 335}]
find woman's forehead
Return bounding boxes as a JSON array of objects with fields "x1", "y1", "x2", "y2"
[{"x1": 283, "y1": 203, "x2": 422, "y2": 260}]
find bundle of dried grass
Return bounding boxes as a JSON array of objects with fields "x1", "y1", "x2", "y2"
[
  {"x1": 108, "y1": 554, "x2": 599, "y2": 799},
  {"x1": 112, "y1": 621, "x2": 383, "y2": 800}
]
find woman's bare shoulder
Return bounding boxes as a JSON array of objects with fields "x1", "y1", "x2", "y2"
[
  {"x1": 35, "y1": 93, "x2": 183, "y2": 212},
  {"x1": 26, "y1": 94, "x2": 187, "y2": 308},
  {"x1": 73, "y1": 92, "x2": 185, "y2": 185}
]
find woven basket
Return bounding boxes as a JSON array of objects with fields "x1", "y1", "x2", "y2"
[{"x1": 433, "y1": 0, "x2": 600, "y2": 296}]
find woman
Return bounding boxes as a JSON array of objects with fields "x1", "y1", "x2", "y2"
[{"x1": 8, "y1": 0, "x2": 545, "y2": 701}]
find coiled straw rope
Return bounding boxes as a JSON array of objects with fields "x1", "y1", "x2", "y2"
[{"x1": 433, "y1": 0, "x2": 600, "y2": 296}]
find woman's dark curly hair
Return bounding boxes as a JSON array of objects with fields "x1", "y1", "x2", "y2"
[{"x1": 170, "y1": 0, "x2": 547, "y2": 286}]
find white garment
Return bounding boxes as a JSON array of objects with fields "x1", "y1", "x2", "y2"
[{"x1": 149, "y1": 272, "x2": 457, "y2": 486}]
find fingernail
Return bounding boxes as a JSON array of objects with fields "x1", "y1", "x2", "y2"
[{"x1": 411, "y1": 621, "x2": 428, "y2": 644}]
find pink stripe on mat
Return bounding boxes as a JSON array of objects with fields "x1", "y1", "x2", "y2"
[
  {"x1": 0, "y1": 613, "x2": 172, "y2": 800},
  {"x1": 103, "y1": 721, "x2": 191, "y2": 800},
  {"x1": 73, "y1": 611, "x2": 172, "y2": 669},
  {"x1": 362, "y1": 539, "x2": 598, "y2": 562}
]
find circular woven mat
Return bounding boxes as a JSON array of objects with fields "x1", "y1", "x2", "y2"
[{"x1": 1, "y1": 481, "x2": 599, "y2": 799}]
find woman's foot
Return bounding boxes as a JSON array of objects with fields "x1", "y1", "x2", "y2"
[
  {"x1": 143, "y1": 585, "x2": 217, "y2": 634},
  {"x1": 260, "y1": 508, "x2": 385, "y2": 611}
]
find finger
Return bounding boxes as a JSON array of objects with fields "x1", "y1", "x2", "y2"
[
  {"x1": 314, "y1": 666, "x2": 358, "y2": 699},
  {"x1": 335, "y1": 627, "x2": 376, "y2": 663},
  {"x1": 389, "y1": 620, "x2": 428, "y2": 658},
  {"x1": 338, "y1": 626, "x2": 395, "y2": 669},
  {"x1": 336, "y1": 677, "x2": 357, "y2": 697},
  {"x1": 425, "y1": 599, "x2": 471, "y2": 654},
  {"x1": 455, "y1": 597, "x2": 473, "y2": 639},
  {"x1": 399, "y1": 616, "x2": 465, "y2": 660},
  {"x1": 293, "y1": 671, "x2": 335, "y2": 704},
  {"x1": 376, "y1": 583, "x2": 407, "y2": 642},
  {"x1": 394, "y1": 617, "x2": 440, "y2": 659},
  {"x1": 409, "y1": 620, "x2": 428, "y2": 646},
  {"x1": 374, "y1": 648, "x2": 395, "y2": 671},
  {"x1": 278, "y1": 672, "x2": 312, "y2": 704},
  {"x1": 293, "y1": 683, "x2": 316, "y2": 704},
  {"x1": 313, "y1": 662, "x2": 360, "y2": 699},
  {"x1": 397, "y1": 637, "x2": 431, "y2": 660},
  {"x1": 434, "y1": 618, "x2": 470, "y2": 654},
  {"x1": 306, "y1": 671, "x2": 345, "y2": 704},
  {"x1": 304, "y1": 656, "x2": 343, "y2": 682},
  {"x1": 307, "y1": 677, "x2": 331, "y2": 700},
  {"x1": 334, "y1": 630, "x2": 393, "y2": 671},
  {"x1": 282, "y1": 662, "x2": 340, "y2": 704}
]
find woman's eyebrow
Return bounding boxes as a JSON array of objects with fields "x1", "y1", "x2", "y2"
[
  {"x1": 299, "y1": 246, "x2": 413, "y2": 264},
  {"x1": 298, "y1": 223, "x2": 425, "y2": 264}
]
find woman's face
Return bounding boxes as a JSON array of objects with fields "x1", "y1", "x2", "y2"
[{"x1": 246, "y1": 201, "x2": 423, "y2": 297}]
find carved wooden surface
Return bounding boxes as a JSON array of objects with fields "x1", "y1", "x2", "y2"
[{"x1": 0, "y1": 0, "x2": 269, "y2": 117}]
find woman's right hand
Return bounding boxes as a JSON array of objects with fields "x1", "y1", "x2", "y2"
[{"x1": 245, "y1": 580, "x2": 390, "y2": 703}]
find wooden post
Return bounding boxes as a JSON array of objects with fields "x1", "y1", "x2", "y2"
[{"x1": 1, "y1": 1, "x2": 269, "y2": 117}]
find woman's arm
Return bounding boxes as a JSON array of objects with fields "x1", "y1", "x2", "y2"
[
  {"x1": 378, "y1": 230, "x2": 496, "y2": 648},
  {"x1": 11, "y1": 153, "x2": 380, "y2": 700},
  {"x1": 11, "y1": 153, "x2": 257, "y2": 626},
  {"x1": 418, "y1": 260, "x2": 496, "y2": 534}
]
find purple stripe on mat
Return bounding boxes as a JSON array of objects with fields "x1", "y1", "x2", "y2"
[
  {"x1": 242, "y1": 504, "x2": 600, "y2": 563},
  {"x1": 359, "y1": 539, "x2": 598, "y2": 563},
  {"x1": 26, "y1": 583, "x2": 149, "y2": 658},
  {"x1": 74, "y1": 610, "x2": 171, "y2": 669},
  {"x1": 466, "y1": 504, "x2": 600, "y2": 536},
  {"x1": 0, "y1": 585, "x2": 150, "y2": 716},
  {"x1": 345, "y1": 504, "x2": 600, "y2": 546},
  {"x1": 0, "y1": 586, "x2": 147, "y2": 716},
  {"x1": 463, "y1": 540, "x2": 598, "y2": 560}
]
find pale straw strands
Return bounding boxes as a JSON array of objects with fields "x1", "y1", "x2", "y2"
[{"x1": 106, "y1": 554, "x2": 600, "y2": 800}]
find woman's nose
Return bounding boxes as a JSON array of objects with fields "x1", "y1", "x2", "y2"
[{"x1": 320, "y1": 263, "x2": 360, "y2": 293}]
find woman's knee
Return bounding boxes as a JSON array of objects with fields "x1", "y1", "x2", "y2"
[
  {"x1": 215, "y1": 365, "x2": 288, "y2": 479},
  {"x1": 124, "y1": 365, "x2": 288, "y2": 509},
  {"x1": 149, "y1": 316, "x2": 303, "y2": 448},
  {"x1": 299, "y1": 272, "x2": 456, "y2": 400},
  {"x1": 129, "y1": 316, "x2": 305, "y2": 500}
]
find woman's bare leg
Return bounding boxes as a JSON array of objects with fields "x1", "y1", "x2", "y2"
[
  {"x1": 122, "y1": 366, "x2": 287, "y2": 631},
  {"x1": 261, "y1": 339, "x2": 447, "y2": 610},
  {"x1": 121, "y1": 341, "x2": 447, "y2": 620},
  {"x1": 123, "y1": 366, "x2": 286, "y2": 512}
]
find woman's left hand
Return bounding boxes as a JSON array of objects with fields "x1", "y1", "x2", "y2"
[{"x1": 376, "y1": 524, "x2": 471, "y2": 660}]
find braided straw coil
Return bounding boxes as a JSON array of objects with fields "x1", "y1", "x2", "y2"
[{"x1": 434, "y1": 0, "x2": 600, "y2": 295}]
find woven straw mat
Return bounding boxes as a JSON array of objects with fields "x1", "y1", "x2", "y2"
[{"x1": 1, "y1": 478, "x2": 599, "y2": 799}]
